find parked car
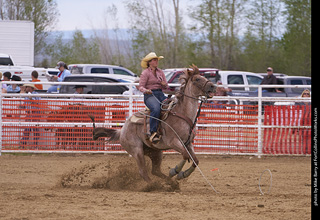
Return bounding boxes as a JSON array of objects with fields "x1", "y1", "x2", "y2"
[
  {"x1": 229, "y1": 75, "x2": 311, "y2": 97},
  {"x1": 163, "y1": 68, "x2": 219, "y2": 93},
  {"x1": 276, "y1": 76, "x2": 311, "y2": 96},
  {"x1": 59, "y1": 74, "x2": 131, "y2": 95},
  {"x1": 0, "y1": 53, "x2": 14, "y2": 65},
  {"x1": 257, "y1": 73, "x2": 288, "y2": 77},
  {"x1": 215, "y1": 71, "x2": 263, "y2": 91},
  {"x1": 163, "y1": 68, "x2": 263, "y2": 93},
  {"x1": 68, "y1": 64, "x2": 137, "y2": 79}
]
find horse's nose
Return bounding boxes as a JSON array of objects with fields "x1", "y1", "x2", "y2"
[{"x1": 207, "y1": 82, "x2": 216, "y2": 92}]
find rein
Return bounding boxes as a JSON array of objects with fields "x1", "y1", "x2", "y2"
[
  {"x1": 171, "y1": 90, "x2": 207, "y2": 147},
  {"x1": 183, "y1": 98, "x2": 204, "y2": 147},
  {"x1": 173, "y1": 76, "x2": 210, "y2": 146}
]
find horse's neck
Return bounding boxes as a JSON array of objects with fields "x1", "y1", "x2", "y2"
[{"x1": 175, "y1": 91, "x2": 199, "y2": 122}]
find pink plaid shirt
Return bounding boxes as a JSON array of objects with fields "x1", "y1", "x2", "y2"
[{"x1": 139, "y1": 67, "x2": 168, "y2": 93}]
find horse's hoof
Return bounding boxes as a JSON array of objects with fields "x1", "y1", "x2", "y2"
[
  {"x1": 177, "y1": 171, "x2": 185, "y2": 180},
  {"x1": 169, "y1": 168, "x2": 178, "y2": 178}
]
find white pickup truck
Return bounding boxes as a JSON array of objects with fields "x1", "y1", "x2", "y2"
[
  {"x1": 0, "y1": 53, "x2": 58, "y2": 90},
  {"x1": 164, "y1": 68, "x2": 263, "y2": 93},
  {"x1": 69, "y1": 64, "x2": 137, "y2": 77}
]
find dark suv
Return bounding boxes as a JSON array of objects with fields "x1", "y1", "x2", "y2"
[{"x1": 59, "y1": 74, "x2": 130, "y2": 95}]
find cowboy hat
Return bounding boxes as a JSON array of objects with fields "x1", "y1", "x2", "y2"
[
  {"x1": 74, "y1": 85, "x2": 87, "y2": 89},
  {"x1": 11, "y1": 75, "x2": 22, "y2": 81},
  {"x1": 23, "y1": 84, "x2": 38, "y2": 90},
  {"x1": 140, "y1": 52, "x2": 164, "y2": 69}
]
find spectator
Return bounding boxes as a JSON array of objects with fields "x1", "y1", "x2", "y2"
[
  {"x1": 6, "y1": 75, "x2": 22, "y2": 93},
  {"x1": 0, "y1": 71, "x2": 2, "y2": 89},
  {"x1": 72, "y1": 85, "x2": 87, "y2": 100},
  {"x1": 31, "y1": 70, "x2": 43, "y2": 90},
  {"x1": 47, "y1": 61, "x2": 71, "y2": 93},
  {"x1": 20, "y1": 84, "x2": 41, "y2": 147},
  {"x1": 297, "y1": 89, "x2": 311, "y2": 106},
  {"x1": 210, "y1": 80, "x2": 232, "y2": 108},
  {"x1": 1, "y1": 71, "x2": 11, "y2": 92},
  {"x1": 260, "y1": 67, "x2": 281, "y2": 92}
]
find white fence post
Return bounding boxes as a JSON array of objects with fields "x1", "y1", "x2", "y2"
[
  {"x1": 257, "y1": 85, "x2": 263, "y2": 158},
  {"x1": 128, "y1": 83, "x2": 133, "y2": 117},
  {"x1": 0, "y1": 82, "x2": 2, "y2": 156}
]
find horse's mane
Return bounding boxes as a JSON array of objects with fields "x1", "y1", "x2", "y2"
[{"x1": 175, "y1": 64, "x2": 199, "y2": 100}]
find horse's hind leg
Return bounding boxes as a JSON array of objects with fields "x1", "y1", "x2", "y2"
[
  {"x1": 129, "y1": 145, "x2": 152, "y2": 183},
  {"x1": 143, "y1": 145, "x2": 167, "y2": 179}
]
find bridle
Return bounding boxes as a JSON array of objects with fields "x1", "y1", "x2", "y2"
[{"x1": 177, "y1": 74, "x2": 212, "y2": 102}]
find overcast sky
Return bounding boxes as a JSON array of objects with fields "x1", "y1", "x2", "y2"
[
  {"x1": 54, "y1": 0, "x2": 197, "y2": 31},
  {"x1": 54, "y1": 0, "x2": 127, "y2": 31}
]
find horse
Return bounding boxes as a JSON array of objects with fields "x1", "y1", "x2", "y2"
[{"x1": 90, "y1": 65, "x2": 216, "y2": 182}]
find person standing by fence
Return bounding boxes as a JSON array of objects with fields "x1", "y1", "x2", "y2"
[
  {"x1": 6, "y1": 75, "x2": 22, "y2": 93},
  {"x1": 20, "y1": 84, "x2": 41, "y2": 148},
  {"x1": 1, "y1": 71, "x2": 11, "y2": 92},
  {"x1": 260, "y1": 67, "x2": 281, "y2": 93},
  {"x1": 31, "y1": 70, "x2": 43, "y2": 90},
  {"x1": 47, "y1": 61, "x2": 71, "y2": 93}
]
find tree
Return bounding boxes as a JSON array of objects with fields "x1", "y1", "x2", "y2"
[
  {"x1": 0, "y1": 0, "x2": 59, "y2": 55},
  {"x1": 190, "y1": 0, "x2": 247, "y2": 69},
  {"x1": 280, "y1": 0, "x2": 311, "y2": 76},
  {"x1": 239, "y1": 0, "x2": 283, "y2": 72},
  {"x1": 45, "y1": 30, "x2": 100, "y2": 66},
  {"x1": 125, "y1": 0, "x2": 188, "y2": 71}
]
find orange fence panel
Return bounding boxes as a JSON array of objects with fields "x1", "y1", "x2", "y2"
[
  {"x1": 195, "y1": 103, "x2": 258, "y2": 154},
  {"x1": 263, "y1": 105, "x2": 311, "y2": 155}
]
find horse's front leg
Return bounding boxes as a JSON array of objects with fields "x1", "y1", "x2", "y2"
[
  {"x1": 169, "y1": 159, "x2": 187, "y2": 177},
  {"x1": 169, "y1": 141, "x2": 199, "y2": 179},
  {"x1": 177, "y1": 164, "x2": 196, "y2": 180}
]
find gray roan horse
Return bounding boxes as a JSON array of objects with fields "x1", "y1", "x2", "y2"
[{"x1": 90, "y1": 66, "x2": 216, "y2": 182}]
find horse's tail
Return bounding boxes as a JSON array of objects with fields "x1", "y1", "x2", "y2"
[{"x1": 89, "y1": 115, "x2": 120, "y2": 142}]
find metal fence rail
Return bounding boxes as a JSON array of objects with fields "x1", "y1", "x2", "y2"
[{"x1": 0, "y1": 82, "x2": 311, "y2": 156}]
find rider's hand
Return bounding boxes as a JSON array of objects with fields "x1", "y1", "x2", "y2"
[
  {"x1": 144, "y1": 89, "x2": 152, "y2": 95},
  {"x1": 160, "y1": 81, "x2": 167, "y2": 87}
]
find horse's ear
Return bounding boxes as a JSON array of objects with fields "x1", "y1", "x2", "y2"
[
  {"x1": 184, "y1": 68, "x2": 192, "y2": 78},
  {"x1": 188, "y1": 64, "x2": 199, "y2": 76},
  {"x1": 191, "y1": 64, "x2": 199, "y2": 75}
]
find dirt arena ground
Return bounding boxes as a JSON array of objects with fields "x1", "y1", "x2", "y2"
[{"x1": 0, "y1": 153, "x2": 311, "y2": 220}]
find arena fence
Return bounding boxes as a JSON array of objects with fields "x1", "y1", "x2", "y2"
[{"x1": 0, "y1": 82, "x2": 311, "y2": 156}]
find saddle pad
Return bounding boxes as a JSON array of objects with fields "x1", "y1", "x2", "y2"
[
  {"x1": 133, "y1": 109, "x2": 150, "y2": 118},
  {"x1": 130, "y1": 114, "x2": 150, "y2": 124}
]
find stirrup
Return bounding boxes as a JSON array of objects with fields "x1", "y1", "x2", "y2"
[{"x1": 149, "y1": 132, "x2": 161, "y2": 143}]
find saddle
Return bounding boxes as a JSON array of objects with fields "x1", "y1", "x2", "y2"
[
  {"x1": 130, "y1": 98, "x2": 194, "y2": 144},
  {"x1": 130, "y1": 98, "x2": 176, "y2": 125}
]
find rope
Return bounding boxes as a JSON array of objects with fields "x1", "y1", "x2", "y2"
[{"x1": 258, "y1": 169, "x2": 272, "y2": 195}]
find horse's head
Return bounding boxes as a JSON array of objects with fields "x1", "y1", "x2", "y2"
[{"x1": 177, "y1": 64, "x2": 216, "y2": 99}]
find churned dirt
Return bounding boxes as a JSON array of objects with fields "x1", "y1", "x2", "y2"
[{"x1": 0, "y1": 153, "x2": 311, "y2": 220}]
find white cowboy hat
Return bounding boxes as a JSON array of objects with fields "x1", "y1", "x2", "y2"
[
  {"x1": 140, "y1": 52, "x2": 164, "y2": 69},
  {"x1": 23, "y1": 84, "x2": 38, "y2": 90}
]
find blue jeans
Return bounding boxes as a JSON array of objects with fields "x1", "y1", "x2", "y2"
[
  {"x1": 144, "y1": 90, "x2": 167, "y2": 134},
  {"x1": 47, "y1": 85, "x2": 59, "y2": 93}
]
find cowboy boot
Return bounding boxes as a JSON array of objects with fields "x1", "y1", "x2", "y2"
[{"x1": 149, "y1": 132, "x2": 161, "y2": 143}]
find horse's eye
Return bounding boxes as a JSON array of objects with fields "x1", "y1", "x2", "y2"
[{"x1": 196, "y1": 78, "x2": 200, "y2": 82}]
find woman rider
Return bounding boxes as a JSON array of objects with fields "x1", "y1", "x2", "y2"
[{"x1": 139, "y1": 52, "x2": 168, "y2": 143}]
